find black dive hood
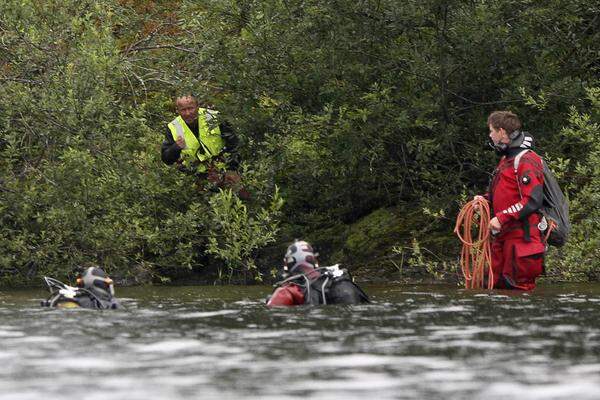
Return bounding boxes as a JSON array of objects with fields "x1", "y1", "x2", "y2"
[{"x1": 488, "y1": 130, "x2": 525, "y2": 154}]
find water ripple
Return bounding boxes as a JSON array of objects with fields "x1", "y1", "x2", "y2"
[{"x1": 1, "y1": 284, "x2": 600, "y2": 399}]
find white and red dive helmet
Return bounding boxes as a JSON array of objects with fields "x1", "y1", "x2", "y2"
[
  {"x1": 77, "y1": 267, "x2": 115, "y2": 300},
  {"x1": 283, "y1": 240, "x2": 318, "y2": 274}
]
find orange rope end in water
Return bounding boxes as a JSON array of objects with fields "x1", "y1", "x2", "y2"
[{"x1": 454, "y1": 197, "x2": 493, "y2": 289}]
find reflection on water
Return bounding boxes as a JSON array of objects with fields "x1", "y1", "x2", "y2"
[{"x1": 1, "y1": 284, "x2": 600, "y2": 399}]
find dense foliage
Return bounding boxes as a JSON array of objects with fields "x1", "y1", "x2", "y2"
[{"x1": 1, "y1": 0, "x2": 598, "y2": 285}]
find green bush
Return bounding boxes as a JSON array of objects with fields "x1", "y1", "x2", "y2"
[{"x1": 1, "y1": 0, "x2": 599, "y2": 285}]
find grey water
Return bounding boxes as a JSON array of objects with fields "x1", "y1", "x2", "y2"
[{"x1": 1, "y1": 284, "x2": 600, "y2": 400}]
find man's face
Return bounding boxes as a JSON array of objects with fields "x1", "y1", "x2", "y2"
[
  {"x1": 176, "y1": 97, "x2": 199, "y2": 124},
  {"x1": 489, "y1": 124, "x2": 509, "y2": 146}
]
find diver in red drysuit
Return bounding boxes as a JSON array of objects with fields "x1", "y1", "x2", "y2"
[
  {"x1": 477, "y1": 111, "x2": 546, "y2": 290},
  {"x1": 267, "y1": 240, "x2": 369, "y2": 306}
]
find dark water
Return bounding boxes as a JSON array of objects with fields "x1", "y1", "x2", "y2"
[{"x1": 2, "y1": 284, "x2": 600, "y2": 400}]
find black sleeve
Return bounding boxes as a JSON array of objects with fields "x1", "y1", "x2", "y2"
[
  {"x1": 161, "y1": 127, "x2": 182, "y2": 165},
  {"x1": 219, "y1": 121, "x2": 240, "y2": 169},
  {"x1": 219, "y1": 121, "x2": 238, "y2": 153}
]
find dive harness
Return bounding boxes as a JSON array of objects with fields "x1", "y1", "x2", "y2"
[
  {"x1": 273, "y1": 264, "x2": 369, "y2": 305},
  {"x1": 41, "y1": 277, "x2": 112, "y2": 309}
]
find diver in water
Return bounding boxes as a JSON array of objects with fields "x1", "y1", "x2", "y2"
[
  {"x1": 42, "y1": 267, "x2": 120, "y2": 309},
  {"x1": 267, "y1": 240, "x2": 369, "y2": 307}
]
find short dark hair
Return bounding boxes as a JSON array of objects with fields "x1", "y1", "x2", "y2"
[
  {"x1": 175, "y1": 94, "x2": 198, "y2": 104},
  {"x1": 487, "y1": 111, "x2": 521, "y2": 134}
]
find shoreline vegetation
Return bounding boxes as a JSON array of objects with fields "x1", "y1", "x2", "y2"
[{"x1": 1, "y1": 0, "x2": 599, "y2": 287}]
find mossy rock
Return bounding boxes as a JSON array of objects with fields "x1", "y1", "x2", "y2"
[
  {"x1": 418, "y1": 234, "x2": 458, "y2": 256},
  {"x1": 344, "y1": 207, "x2": 414, "y2": 262},
  {"x1": 340, "y1": 205, "x2": 460, "y2": 282},
  {"x1": 261, "y1": 204, "x2": 459, "y2": 284},
  {"x1": 307, "y1": 224, "x2": 350, "y2": 266}
]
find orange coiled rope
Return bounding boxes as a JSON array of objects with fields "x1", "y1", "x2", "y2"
[{"x1": 454, "y1": 197, "x2": 493, "y2": 289}]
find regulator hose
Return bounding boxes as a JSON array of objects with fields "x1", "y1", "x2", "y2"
[{"x1": 454, "y1": 197, "x2": 493, "y2": 289}]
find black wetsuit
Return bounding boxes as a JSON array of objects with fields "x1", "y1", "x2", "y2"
[
  {"x1": 73, "y1": 294, "x2": 120, "y2": 309},
  {"x1": 44, "y1": 292, "x2": 120, "y2": 309}
]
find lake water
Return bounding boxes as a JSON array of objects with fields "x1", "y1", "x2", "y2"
[{"x1": 1, "y1": 284, "x2": 600, "y2": 399}]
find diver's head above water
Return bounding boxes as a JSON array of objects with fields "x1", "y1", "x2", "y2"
[
  {"x1": 77, "y1": 267, "x2": 115, "y2": 300},
  {"x1": 283, "y1": 239, "x2": 320, "y2": 277}
]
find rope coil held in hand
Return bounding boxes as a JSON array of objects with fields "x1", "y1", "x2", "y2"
[{"x1": 454, "y1": 197, "x2": 493, "y2": 289}]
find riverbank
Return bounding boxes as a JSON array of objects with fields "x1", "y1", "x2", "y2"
[{"x1": 0, "y1": 202, "x2": 586, "y2": 289}]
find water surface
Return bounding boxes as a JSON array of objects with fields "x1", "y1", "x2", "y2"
[{"x1": 1, "y1": 284, "x2": 600, "y2": 399}]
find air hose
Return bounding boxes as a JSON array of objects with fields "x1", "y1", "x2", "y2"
[{"x1": 454, "y1": 197, "x2": 493, "y2": 289}]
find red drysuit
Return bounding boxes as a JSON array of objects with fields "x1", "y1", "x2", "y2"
[
  {"x1": 267, "y1": 283, "x2": 305, "y2": 307},
  {"x1": 488, "y1": 150, "x2": 545, "y2": 290}
]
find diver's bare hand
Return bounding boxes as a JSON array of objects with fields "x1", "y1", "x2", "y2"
[
  {"x1": 490, "y1": 216, "x2": 502, "y2": 232},
  {"x1": 472, "y1": 195, "x2": 486, "y2": 210}
]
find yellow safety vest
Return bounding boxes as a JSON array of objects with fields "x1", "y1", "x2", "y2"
[{"x1": 168, "y1": 108, "x2": 225, "y2": 173}]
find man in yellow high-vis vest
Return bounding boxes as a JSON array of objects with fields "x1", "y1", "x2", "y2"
[{"x1": 161, "y1": 95, "x2": 247, "y2": 197}]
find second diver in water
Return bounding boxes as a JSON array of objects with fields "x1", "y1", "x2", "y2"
[{"x1": 42, "y1": 267, "x2": 120, "y2": 309}]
